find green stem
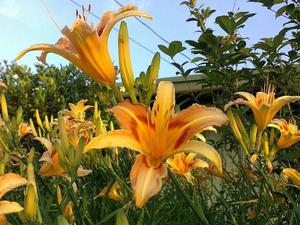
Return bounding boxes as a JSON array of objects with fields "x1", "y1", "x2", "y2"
[
  {"x1": 255, "y1": 129, "x2": 263, "y2": 152},
  {"x1": 128, "y1": 89, "x2": 138, "y2": 104},
  {"x1": 168, "y1": 168, "x2": 209, "y2": 225},
  {"x1": 144, "y1": 88, "x2": 155, "y2": 106},
  {"x1": 112, "y1": 85, "x2": 124, "y2": 103}
]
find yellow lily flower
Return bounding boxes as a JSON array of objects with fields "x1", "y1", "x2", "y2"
[
  {"x1": 62, "y1": 100, "x2": 93, "y2": 122},
  {"x1": 0, "y1": 173, "x2": 28, "y2": 224},
  {"x1": 16, "y1": 5, "x2": 152, "y2": 87},
  {"x1": 225, "y1": 85, "x2": 300, "y2": 131},
  {"x1": 166, "y1": 153, "x2": 209, "y2": 180},
  {"x1": 269, "y1": 119, "x2": 300, "y2": 149},
  {"x1": 84, "y1": 81, "x2": 228, "y2": 208},
  {"x1": 37, "y1": 137, "x2": 92, "y2": 177},
  {"x1": 99, "y1": 182, "x2": 123, "y2": 202},
  {"x1": 282, "y1": 168, "x2": 300, "y2": 188}
]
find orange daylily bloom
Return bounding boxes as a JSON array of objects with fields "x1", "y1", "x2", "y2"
[
  {"x1": 18, "y1": 123, "x2": 32, "y2": 138},
  {"x1": 166, "y1": 153, "x2": 209, "y2": 180},
  {"x1": 37, "y1": 137, "x2": 91, "y2": 177},
  {"x1": 0, "y1": 173, "x2": 27, "y2": 224},
  {"x1": 16, "y1": 5, "x2": 151, "y2": 87},
  {"x1": 84, "y1": 81, "x2": 228, "y2": 208},
  {"x1": 282, "y1": 168, "x2": 300, "y2": 188},
  {"x1": 225, "y1": 86, "x2": 300, "y2": 131},
  {"x1": 270, "y1": 119, "x2": 300, "y2": 149}
]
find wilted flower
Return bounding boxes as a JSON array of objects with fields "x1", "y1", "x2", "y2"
[
  {"x1": 85, "y1": 81, "x2": 227, "y2": 208},
  {"x1": 16, "y1": 5, "x2": 151, "y2": 87}
]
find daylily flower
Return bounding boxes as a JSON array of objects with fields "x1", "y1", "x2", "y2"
[
  {"x1": 99, "y1": 181, "x2": 123, "y2": 202},
  {"x1": 0, "y1": 173, "x2": 28, "y2": 224},
  {"x1": 62, "y1": 100, "x2": 93, "y2": 122},
  {"x1": 84, "y1": 81, "x2": 228, "y2": 208},
  {"x1": 282, "y1": 168, "x2": 300, "y2": 188},
  {"x1": 166, "y1": 153, "x2": 209, "y2": 180},
  {"x1": 18, "y1": 123, "x2": 32, "y2": 138},
  {"x1": 37, "y1": 137, "x2": 91, "y2": 177},
  {"x1": 16, "y1": 5, "x2": 151, "y2": 87},
  {"x1": 225, "y1": 85, "x2": 300, "y2": 131},
  {"x1": 269, "y1": 119, "x2": 300, "y2": 149}
]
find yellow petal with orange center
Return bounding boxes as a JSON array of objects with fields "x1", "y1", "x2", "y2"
[
  {"x1": 151, "y1": 81, "x2": 175, "y2": 134},
  {"x1": 270, "y1": 119, "x2": 300, "y2": 149},
  {"x1": 130, "y1": 155, "x2": 167, "y2": 208},
  {"x1": 170, "y1": 140, "x2": 223, "y2": 176}
]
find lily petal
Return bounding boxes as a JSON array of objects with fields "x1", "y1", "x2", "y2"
[
  {"x1": 16, "y1": 44, "x2": 81, "y2": 68},
  {"x1": 39, "y1": 152, "x2": 65, "y2": 177},
  {"x1": 282, "y1": 168, "x2": 300, "y2": 188},
  {"x1": 151, "y1": 81, "x2": 175, "y2": 133},
  {"x1": 0, "y1": 201, "x2": 24, "y2": 215},
  {"x1": 167, "y1": 104, "x2": 228, "y2": 151},
  {"x1": 0, "y1": 215, "x2": 8, "y2": 225},
  {"x1": 170, "y1": 140, "x2": 223, "y2": 176},
  {"x1": 35, "y1": 137, "x2": 53, "y2": 155},
  {"x1": 84, "y1": 130, "x2": 142, "y2": 153},
  {"x1": 271, "y1": 96, "x2": 300, "y2": 120},
  {"x1": 130, "y1": 155, "x2": 167, "y2": 208},
  {"x1": 77, "y1": 167, "x2": 92, "y2": 177},
  {"x1": 0, "y1": 173, "x2": 27, "y2": 199}
]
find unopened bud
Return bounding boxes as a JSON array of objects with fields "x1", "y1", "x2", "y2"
[
  {"x1": 24, "y1": 184, "x2": 36, "y2": 220},
  {"x1": 0, "y1": 94, "x2": 9, "y2": 122}
]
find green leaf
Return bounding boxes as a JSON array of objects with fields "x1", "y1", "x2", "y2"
[
  {"x1": 158, "y1": 44, "x2": 170, "y2": 56},
  {"x1": 169, "y1": 41, "x2": 186, "y2": 58},
  {"x1": 273, "y1": 32, "x2": 285, "y2": 48},
  {"x1": 276, "y1": 5, "x2": 287, "y2": 18},
  {"x1": 215, "y1": 15, "x2": 236, "y2": 35}
]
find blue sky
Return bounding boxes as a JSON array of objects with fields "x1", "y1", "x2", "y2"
[{"x1": 0, "y1": 0, "x2": 287, "y2": 78}]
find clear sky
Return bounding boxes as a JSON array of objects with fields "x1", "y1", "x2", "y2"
[{"x1": 0, "y1": 0, "x2": 287, "y2": 78}]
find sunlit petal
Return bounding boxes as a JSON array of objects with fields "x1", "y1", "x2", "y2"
[
  {"x1": 0, "y1": 201, "x2": 24, "y2": 215},
  {"x1": 271, "y1": 96, "x2": 300, "y2": 120},
  {"x1": 0, "y1": 173, "x2": 27, "y2": 199},
  {"x1": 130, "y1": 155, "x2": 167, "y2": 208},
  {"x1": 168, "y1": 104, "x2": 228, "y2": 150},
  {"x1": 84, "y1": 130, "x2": 142, "y2": 153}
]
